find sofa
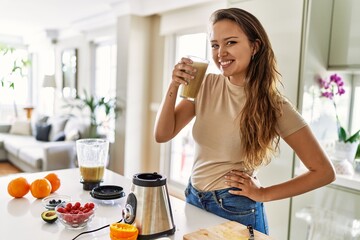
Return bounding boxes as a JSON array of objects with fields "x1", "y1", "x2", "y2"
[{"x1": 0, "y1": 115, "x2": 90, "y2": 172}]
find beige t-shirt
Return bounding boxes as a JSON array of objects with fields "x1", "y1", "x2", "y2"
[{"x1": 191, "y1": 74, "x2": 307, "y2": 191}]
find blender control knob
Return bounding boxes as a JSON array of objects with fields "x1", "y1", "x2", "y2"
[
  {"x1": 122, "y1": 204, "x2": 135, "y2": 224},
  {"x1": 122, "y1": 192, "x2": 136, "y2": 224}
]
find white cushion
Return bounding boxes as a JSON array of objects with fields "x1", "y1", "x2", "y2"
[
  {"x1": 48, "y1": 116, "x2": 68, "y2": 141},
  {"x1": 9, "y1": 120, "x2": 32, "y2": 136},
  {"x1": 65, "y1": 129, "x2": 81, "y2": 141},
  {"x1": 64, "y1": 118, "x2": 90, "y2": 139}
]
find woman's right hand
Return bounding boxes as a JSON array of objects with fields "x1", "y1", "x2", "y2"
[
  {"x1": 172, "y1": 57, "x2": 197, "y2": 87},
  {"x1": 154, "y1": 57, "x2": 197, "y2": 143}
]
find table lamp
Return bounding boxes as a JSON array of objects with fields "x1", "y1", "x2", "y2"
[{"x1": 42, "y1": 75, "x2": 56, "y2": 88}]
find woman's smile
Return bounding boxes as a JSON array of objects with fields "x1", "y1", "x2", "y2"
[{"x1": 219, "y1": 59, "x2": 234, "y2": 68}]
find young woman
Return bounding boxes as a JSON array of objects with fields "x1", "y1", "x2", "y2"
[{"x1": 154, "y1": 8, "x2": 335, "y2": 234}]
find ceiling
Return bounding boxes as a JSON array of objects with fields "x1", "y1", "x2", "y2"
[{"x1": 0, "y1": 0, "x2": 217, "y2": 43}]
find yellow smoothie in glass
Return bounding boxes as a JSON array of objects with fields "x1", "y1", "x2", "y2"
[{"x1": 180, "y1": 56, "x2": 209, "y2": 101}]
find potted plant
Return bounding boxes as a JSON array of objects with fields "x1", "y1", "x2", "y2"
[
  {"x1": 318, "y1": 73, "x2": 360, "y2": 161},
  {"x1": 63, "y1": 90, "x2": 123, "y2": 138},
  {"x1": 0, "y1": 44, "x2": 31, "y2": 88}
]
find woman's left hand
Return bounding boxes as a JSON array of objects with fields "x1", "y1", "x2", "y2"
[{"x1": 224, "y1": 170, "x2": 264, "y2": 202}]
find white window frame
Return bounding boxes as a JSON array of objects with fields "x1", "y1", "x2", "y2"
[
  {"x1": 160, "y1": 28, "x2": 218, "y2": 197},
  {"x1": 349, "y1": 75, "x2": 360, "y2": 135}
]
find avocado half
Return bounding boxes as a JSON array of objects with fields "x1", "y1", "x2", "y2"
[{"x1": 41, "y1": 210, "x2": 58, "y2": 223}]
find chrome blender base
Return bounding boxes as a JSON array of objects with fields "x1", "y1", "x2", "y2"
[{"x1": 137, "y1": 227, "x2": 176, "y2": 240}]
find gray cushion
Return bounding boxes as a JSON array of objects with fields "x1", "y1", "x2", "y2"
[
  {"x1": 31, "y1": 114, "x2": 49, "y2": 137},
  {"x1": 35, "y1": 124, "x2": 52, "y2": 141}
]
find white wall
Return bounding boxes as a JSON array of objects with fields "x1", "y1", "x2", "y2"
[
  {"x1": 228, "y1": 1, "x2": 304, "y2": 239},
  {"x1": 159, "y1": 1, "x2": 227, "y2": 35},
  {"x1": 114, "y1": 14, "x2": 157, "y2": 178},
  {"x1": 146, "y1": 16, "x2": 165, "y2": 175},
  {"x1": 124, "y1": 16, "x2": 152, "y2": 177}
]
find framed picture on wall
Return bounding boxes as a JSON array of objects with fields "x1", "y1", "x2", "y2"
[{"x1": 61, "y1": 48, "x2": 78, "y2": 98}]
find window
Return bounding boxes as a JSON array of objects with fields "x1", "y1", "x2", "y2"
[
  {"x1": 350, "y1": 76, "x2": 360, "y2": 136},
  {"x1": 167, "y1": 32, "x2": 219, "y2": 187},
  {"x1": 93, "y1": 42, "x2": 117, "y2": 142},
  {"x1": 94, "y1": 43, "x2": 117, "y2": 98},
  {"x1": 0, "y1": 47, "x2": 30, "y2": 123},
  {"x1": 302, "y1": 73, "x2": 358, "y2": 142}
]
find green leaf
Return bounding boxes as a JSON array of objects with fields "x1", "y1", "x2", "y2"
[
  {"x1": 21, "y1": 59, "x2": 31, "y2": 67},
  {"x1": 12, "y1": 63, "x2": 21, "y2": 73},
  {"x1": 104, "y1": 104, "x2": 111, "y2": 115},
  {"x1": 356, "y1": 144, "x2": 360, "y2": 159},
  {"x1": 338, "y1": 126, "x2": 348, "y2": 142},
  {"x1": 345, "y1": 130, "x2": 360, "y2": 143}
]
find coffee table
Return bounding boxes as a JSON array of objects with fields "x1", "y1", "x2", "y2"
[{"x1": 0, "y1": 168, "x2": 229, "y2": 239}]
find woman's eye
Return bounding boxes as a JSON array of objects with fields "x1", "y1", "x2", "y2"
[
  {"x1": 211, "y1": 44, "x2": 219, "y2": 49},
  {"x1": 226, "y1": 41, "x2": 236, "y2": 46}
]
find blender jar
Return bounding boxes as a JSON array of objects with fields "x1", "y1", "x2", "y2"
[{"x1": 76, "y1": 138, "x2": 109, "y2": 190}]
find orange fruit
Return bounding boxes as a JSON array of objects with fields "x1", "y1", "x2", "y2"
[
  {"x1": 7, "y1": 177, "x2": 30, "y2": 198},
  {"x1": 30, "y1": 178, "x2": 52, "y2": 199},
  {"x1": 110, "y1": 223, "x2": 138, "y2": 240},
  {"x1": 44, "y1": 173, "x2": 61, "y2": 193}
]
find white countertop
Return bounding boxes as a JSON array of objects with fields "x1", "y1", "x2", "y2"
[{"x1": 0, "y1": 168, "x2": 229, "y2": 240}]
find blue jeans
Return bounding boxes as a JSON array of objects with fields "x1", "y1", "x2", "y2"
[{"x1": 185, "y1": 182, "x2": 269, "y2": 235}]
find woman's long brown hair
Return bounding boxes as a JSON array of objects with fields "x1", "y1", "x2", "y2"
[{"x1": 210, "y1": 8, "x2": 283, "y2": 170}]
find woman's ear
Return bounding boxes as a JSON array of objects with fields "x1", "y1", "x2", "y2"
[{"x1": 252, "y1": 39, "x2": 261, "y2": 56}]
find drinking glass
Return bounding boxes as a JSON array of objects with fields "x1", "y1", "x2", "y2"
[{"x1": 180, "y1": 55, "x2": 209, "y2": 101}]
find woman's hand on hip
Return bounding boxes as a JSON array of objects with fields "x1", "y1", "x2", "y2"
[
  {"x1": 172, "y1": 57, "x2": 196, "y2": 87},
  {"x1": 224, "y1": 170, "x2": 265, "y2": 202}
]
